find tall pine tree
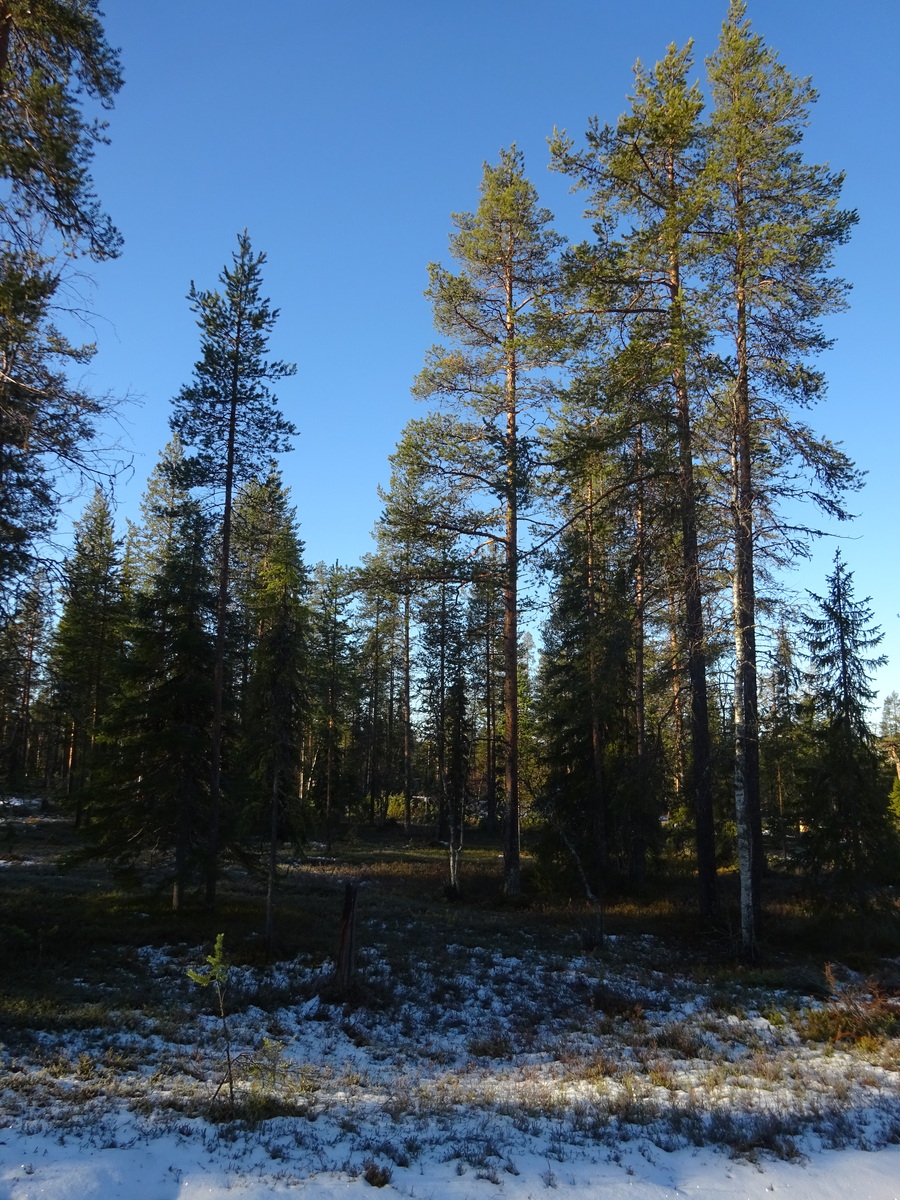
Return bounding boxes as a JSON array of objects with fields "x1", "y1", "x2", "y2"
[
  {"x1": 705, "y1": 0, "x2": 859, "y2": 955},
  {"x1": 170, "y1": 232, "x2": 297, "y2": 909},
  {"x1": 412, "y1": 146, "x2": 564, "y2": 893}
]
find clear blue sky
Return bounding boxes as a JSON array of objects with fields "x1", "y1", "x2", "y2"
[{"x1": 72, "y1": 0, "x2": 899, "y2": 703}]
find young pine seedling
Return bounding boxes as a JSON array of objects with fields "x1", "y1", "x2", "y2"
[{"x1": 188, "y1": 933, "x2": 235, "y2": 1114}]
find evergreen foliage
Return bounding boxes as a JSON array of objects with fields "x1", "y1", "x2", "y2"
[
  {"x1": 550, "y1": 40, "x2": 720, "y2": 920},
  {"x1": 49, "y1": 487, "x2": 123, "y2": 826},
  {"x1": 411, "y1": 145, "x2": 565, "y2": 893},
  {"x1": 170, "y1": 231, "x2": 297, "y2": 909},
  {"x1": 235, "y1": 472, "x2": 310, "y2": 946},
  {"x1": 15, "y1": 6, "x2": 894, "y2": 939},
  {"x1": 0, "y1": 0, "x2": 122, "y2": 259},
  {"x1": 0, "y1": 0, "x2": 123, "y2": 601},
  {"x1": 83, "y1": 499, "x2": 215, "y2": 908},
  {"x1": 0, "y1": 567, "x2": 50, "y2": 786},
  {"x1": 798, "y1": 552, "x2": 895, "y2": 885}
]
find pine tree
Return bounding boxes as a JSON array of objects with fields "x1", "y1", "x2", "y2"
[
  {"x1": 0, "y1": 251, "x2": 125, "y2": 601},
  {"x1": 412, "y1": 146, "x2": 564, "y2": 893},
  {"x1": 170, "y1": 232, "x2": 297, "y2": 909},
  {"x1": 467, "y1": 552, "x2": 504, "y2": 834},
  {"x1": 443, "y1": 673, "x2": 471, "y2": 897},
  {"x1": 353, "y1": 575, "x2": 391, "y2": 827},
  {"x1": 705, "y1": 0, "x2": 859, "y2": 954},
  {"x1": 0, "y1": 1, "x2": 123, "y2": 599},
  {"x1": 550, "y1": 42, "x2": 720, "y2": 919},
  {"x1": 879, "y1": 692, "x2": 900, "y2": 788},
  {"x1": 0, "y1": 0, "x2": 122, "y2": 260},
  {"x1": 883, "y1": 693, "x2": 900, "y2": 834},
  {"x1": 416, "y1": 571, "x2": 470, "y2": 840}
]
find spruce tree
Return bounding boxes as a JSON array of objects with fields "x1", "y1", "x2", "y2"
[
  {"x1": 86, "y1": 500, "x2": 216, "y2": 909},
  {"x1": 759, "y1": 624, "x2": 805, "y2": 863},
  {"x1": 170, "y1": 232, "x2": 297, "y2": 909},
  {"x1": 234, "y1": 471, "x2": 310, "y2": 947},
  {"x1": 0, "y1": 567, "x2": 50, "y2": 787},
  {"x1": 125, "y1": 436, "x2": 191, "y2": 595},
  {"x1": 799, "y1": 552, "x2": 895, "y2": 888},
  {"x1": 50, "y1": 487, "x2": 123, "y2": 826},
  {"x1": 308, "y1": 562, "x2": 358, "y2": 841}
]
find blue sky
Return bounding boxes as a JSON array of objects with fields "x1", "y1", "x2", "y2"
[{"x1": 71, "y1": 0, "x2": 899, "y2": 703}]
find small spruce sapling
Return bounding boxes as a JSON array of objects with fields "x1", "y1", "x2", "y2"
[{"x1": 188, "y1": 933, "x2": 235, "y2": 1113}]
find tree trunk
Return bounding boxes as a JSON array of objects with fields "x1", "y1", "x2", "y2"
[
  {"x1": 731, "y1": 201, "x2": 762, "y2": 959},
  {"x1": 669, "y1": 254, "x2": 717, "y2": 922},
  {"x1": 265, "y1": 767, "x2": 279, "y2": 952},
  {"x1": 402, "y1": 586, "x2": 412, "y2": 834},
  {"x1": 436, "y1": 582, "x2": 448, "y2": 839},
  {"x1": 668, "y1": 588, "x2": 686, "y2": 799},
  {"x1": 584, "y1": 478, "x2": 608, "y2": 872},
  {"x1": 502, "y1": 276, "x2": 520, "y2": 895},
  {"x1": 631, "y1": 426, "x2": 647, "y2": 884},
  {"x1": 484, "y1": 611, "x2": 497, "y2": 833},
  {"x1": 205, "y1": 326, "x2": 243, "y2": 911},
  {"x1": 0, "y1": 4, "x2": 12, "y2": 96}
]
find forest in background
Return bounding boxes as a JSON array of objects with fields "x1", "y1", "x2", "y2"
[{"x1": 2, "y1": 0, "x2": 899, "y2": 966}]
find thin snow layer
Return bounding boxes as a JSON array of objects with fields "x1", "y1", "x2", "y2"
[
  {"x1": 2, "y1": 1124, "x2": 900, "y2": 1200},
  {"x1": 2, "y1": 930, "x2": 900, "y2": 1197}
]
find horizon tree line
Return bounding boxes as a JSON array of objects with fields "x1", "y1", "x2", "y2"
[{"x1": 0, "y1": 1, "x2": 896, "y2": 952}]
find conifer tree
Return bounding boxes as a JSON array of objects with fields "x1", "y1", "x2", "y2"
[
  {"x1": 0, "y1": 567, "x2": 50, "y2": 786},
  {"x1": 353, "y1": 576, "x2": 391, "y2": 826},
  {"x1": 0, "y1": 0, "x2": 123, "y2": 598},
  {"x1": 308, "y1": 563, "x2": 358, "y2": 842},
  {"x1": 758, "y1": 624, "x2": 805, "y2": 862},
  {"x1": 0, "y1": 0, "x2": 122, "y2": 260},
  {"x1": 85, "y1": 500, "x2": 216, "y2": 909},
  {"x1": 50, "y1": 487, "x2": 123, "y2": 826},
  {"x1": 550, "y1": 43, "x2": 719, "y2": 917},
  {"x1": 235, "y1": 471, "x2": 310, "y2": 948},
  {"x1": 411, "y1": 146, "x2": 564, "y2": 893},
  {"x1": 170, "y1": 233, "x2": 297, "y2": 909},
  {"x1": 416, "y1": 573, "x2": 469, "y2": 840},
  {"x1": 125, "y1": 436, "x2": 190, "y2": 595},
  {"x1": 799, "y1": 552, "x2": 895, "y2": 887},
  {"x1": 705, "y1": 0, "x2": 859, "y2": 955},
  {"x1": 467, "y1": 553, "x2": 504, "y2": 834},
  {"x1": 879, "y1": 692, "x2": 900, "y2": 786}
]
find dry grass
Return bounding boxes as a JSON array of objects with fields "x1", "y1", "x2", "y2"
[
  {"x1": 3, "y1": 801, "x2": 900, "y2": 1165},
  {"x1": 798, "y1": 964, "x2": 900, "y2": 1044}
]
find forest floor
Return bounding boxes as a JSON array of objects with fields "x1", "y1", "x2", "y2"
[{"x1": 2, "y1": 796, "x2": 900, "y2": 1198}]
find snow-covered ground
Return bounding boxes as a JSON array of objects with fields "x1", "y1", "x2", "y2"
[
  {"x1": 3, "y1": 1120, "x2": 900, "y2": 1199},
  {"x1": 2, "y1": 799, "x2": 899, "y2": 1198},
  {"x1": 2, "y1": 930, "x2": 900, "y2": 1198}
]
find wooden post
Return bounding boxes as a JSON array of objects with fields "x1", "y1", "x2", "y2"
[{"x1": 334, "y1": 882, "x2": 358, "y2": 992}]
